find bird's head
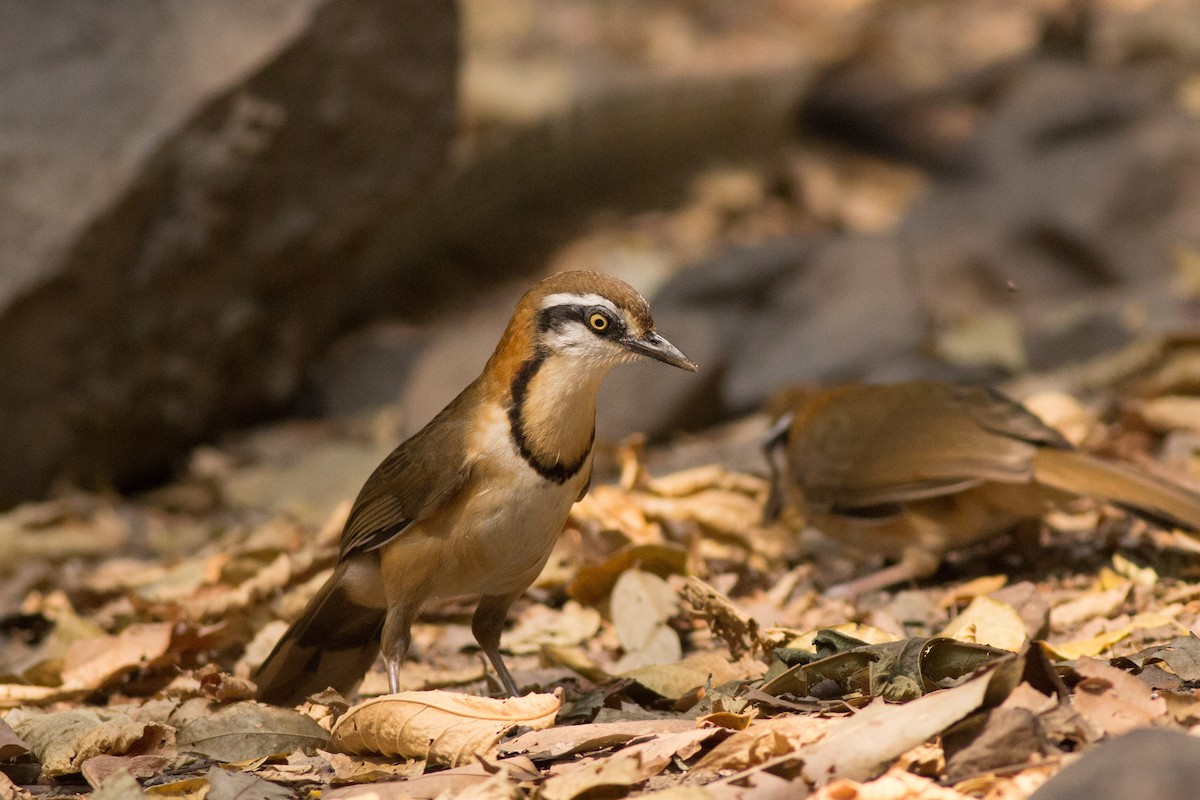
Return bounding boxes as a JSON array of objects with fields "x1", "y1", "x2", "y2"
[{"x1": 507, "y1": 271, "x2": 697, "y2": 374}]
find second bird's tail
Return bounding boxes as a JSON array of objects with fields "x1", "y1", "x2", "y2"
[
  {"x1": 1032, "y1": 449, "x2": 1200, "y2": 533},
  {"x1": 254, "y1": 562, "x2": 385, "y2": 707}
]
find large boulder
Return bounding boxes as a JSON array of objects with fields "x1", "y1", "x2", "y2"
[{"x1": 0, "y1": 0, "x2": 458, "y2": 505}]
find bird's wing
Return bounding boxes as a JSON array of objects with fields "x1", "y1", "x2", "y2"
[
  {"x1": 339, "y1": 396, "x2": 474, "y2": 560},
  {"x1": 792, "y1": 382, "x2": 1059, "y2": 512}
]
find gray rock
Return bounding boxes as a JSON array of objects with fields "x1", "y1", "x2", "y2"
[{"x1": 0, "y1": 0, "x2": 458, "y2": 505}]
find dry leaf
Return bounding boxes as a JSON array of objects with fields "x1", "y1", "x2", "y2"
[
  {"x1": 622, "y1": 652, "x2": 760, "y2": 700},
  {"x1": 541, "y1": 751, "x2": 651, "y2": 800},
  {"x1": 60, "y1": 623, "x2": 176, "y2": 690},
  {"x1": 206, "y1": 766, "x2": 293, "y2": 800},
  {"x1": 1049, "y1": 585, "x2": 1131, "y2": 632},
  {"x1": 612, "y1": 569, "x2": 682, "y2": 672},
  {"x1": 177, "y1": 702, "x2": 329, "y2": 762},
  {"x1": 693, "y1": 715, "x2": 832, "y2": 776},
  {"x1": 0, "y1": 719, "x2": 30, "y2": 762},
  {"x1": 938, "y1": 596, "x2": 1027, "y2": 652},
  {"x1": 330, "y1": 691, "x2": 559, "y2": 767},
  {"x1": 801, "y1": 663, "x2": 1011, "y2": 786},
  {"x1": 501, "y1": 719, "x2": 695, "y2": 759},
  {"x1": 12, "y1": 710, "x2": 173, "y2": 778},
  {"x1": 1071, "y1": 658, "x2": 1167, "y2": 736},
  {"x1": 813, "y1": 766, "x2": 971, "y2": 799},
  {"x1": 568, "y1": 544, "x2": 688, "y2": 605},
  {"x1": 679, "y1": 577, "x2": 762, "y2": 659},
  {"x1": 503, "y1": 601, "x2": 601, "y2": 655},
  {"x1": 82, "y1": 754, "x2": 170, "y2": 789}
]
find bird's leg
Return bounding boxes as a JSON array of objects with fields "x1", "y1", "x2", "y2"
[
  {"x1": 381, "y1": 603, "x2": 416, "y2": 695},
  {"x1": 826, "y1": 546, "x2": 942, "y2": 600},
  {"x1": 472, "y1": 592, "x2": 521, "y2": 696}
]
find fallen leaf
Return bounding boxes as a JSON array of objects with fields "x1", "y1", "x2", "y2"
[
  {"x1": 0, "y1": 719, "x2": 29, "y2": 761},
  {"x1": 540, "y1": 751, "x2": 651, "y2": 800},
  {"x1": 503, "y1": 601, "x2": 601, "y2": 655},
  {"x1": 1048, "y1": 585, "x2": 1130, "y2": 632},
  {"x1": 501, "y1": 719, "x2": 696, "y2": 759},
  {"x1": 1070, "y1": 657, "x2": 1167, "y2": 736},
  {"x1": 813, "y1": 767, "x2": 970, "y2": 799},
  {"x1": 82, "y1": 754, "x2": 170, "y2": 789},
  {"x1": 612, "y1": 569, "x2": 682, "y2": 672},
  {"x1": 91, "y1": 769, "x2": 149, "y2": 800},
  {"x1": 801, "y1": 660, "x2": 1017, "y2": 786},
  {"x1": 60, "y1": 623, "x2": 176, "y2": 690},
  {"x1": 692, "y1": 715, "x2": 832, "y2": 776},
  {"x1": 177, "y1": 702, "x2": 328, "y2": 762},
  {"x1": 568, "y1": 544, "x2": 688, "y2": 605},
  {"x1": 324, "y1": 758, "x2": 535, "y2": 799},
  {"x1": 330, "y1": 691, "x2": 559, "y2": 767},
  {"x1": 623, "y1": 652, "x2": 760, "y2": 700},
  {"x1": 206, "y1": 766, "x2": 293, "y2": 800},
  {"x1": 12, "y1": 710, "x2": 173, "y2": 778},
  {"x1": 679, "y1": 577, "x2": 763, "y2": 659},
  {"x1": 938, "y1": 595, "x2": 1027, "y2": 652},
  {"x1": 1045, "y1": 627, "x2": 1133, "y2": 660}
]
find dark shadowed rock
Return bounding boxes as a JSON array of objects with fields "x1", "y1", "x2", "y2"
[{"x1": 0, "y1": 0, "x2": 459, "y2": 505}]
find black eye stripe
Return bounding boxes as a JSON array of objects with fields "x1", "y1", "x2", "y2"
[{"x1": 536, "y1": 304, "x2": 622, "y2": 335}]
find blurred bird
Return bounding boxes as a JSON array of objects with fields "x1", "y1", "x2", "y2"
[
  {"x1": 255, "y1": 271, "x2": 696, "y2": 706},
  {"x1": 763, "y1": 381, "x2": 1200, "y2": 598}
]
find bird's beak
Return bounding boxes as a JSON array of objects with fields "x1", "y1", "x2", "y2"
[{"x1": 622, "y1": 331, "x2": 698, "y2": 372}]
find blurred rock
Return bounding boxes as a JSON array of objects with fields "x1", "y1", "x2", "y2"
[
  {"x1": 1028, "y1": 726, "x2": 1200, "y2": 800},
  {"x1": 0, "y1": 0, "x2": 459, "y2": 505}
]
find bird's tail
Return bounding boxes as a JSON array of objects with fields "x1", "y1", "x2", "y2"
[
  {"x1": 254, "y1": 562, "x2": 385, "y2": 707},
  {"x1": 1032, "y1": 449, "x2": 1200, "y2": 533}
]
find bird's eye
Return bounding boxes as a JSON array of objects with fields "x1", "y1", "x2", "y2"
[{"x1": 588, "y1": 312, "x2": 610, "y2": 332}]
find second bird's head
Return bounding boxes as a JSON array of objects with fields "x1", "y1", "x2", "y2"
[{"x1": 498, "y1": 271, "x2": 697, "y2": 377}]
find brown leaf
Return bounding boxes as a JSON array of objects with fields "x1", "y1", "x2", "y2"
[
  {"x1": 206, "y1": 766, "x2": 293, "y2": 800},
  {"x1": 1071, "y1": 657, "x2": 1167, "y2": 736},
  {"x1": 330, "y1": 691, "x2": 559, "y2": 767},
  {"x1": 568, "y1": 544, "x2": 688, "y2": 605},
  {"x1": 60, "y1": 623, "x2": 176, "y2": 690},
  {"x1": 176, "y1": 701, "x2": 329, "y2": 762},
  {"x1": 324, "y1": 757, "x2": 536, "y2": 799},
  {"x1": 0, "y1": 719, "x2": 30, "y2": 762},
  {"x1": 501, "y1": 719, "x2": 696, "y2": 759},
  {"x1": 799, "y1": 664, "x2": 1010, "y2": 786},
  {"x1": 11, "y1": 710, "x2": 173, "y2": 778},
  {"x1": 679, "y1": 577, "x2": 764, "y2": 659},
  {"x1": 540, "y1": 751, "x2": 651, "y2": 800},
  {"x1": 811, "y1": 767, "x2": 970, "y2": 800},
  {"x1": 503, "y1": 601, "x2": 602, "y2": 655},
  {"x1": 81, "y1": 754, "x2": 170, "y2": 789},
  {"x1": 692, "y1": 716, "x2": 831, "y2": 777},
  {"x1": 937, "y1": 595, "x2": 1027, "y2": 652}
]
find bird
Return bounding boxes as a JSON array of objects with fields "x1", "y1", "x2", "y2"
[
  {"x1": 254, "y1": 271, "x2": 696, "y2": 706},
  {"x1": 763, "y1": 380, "x2": 1200, "y2": 599}
]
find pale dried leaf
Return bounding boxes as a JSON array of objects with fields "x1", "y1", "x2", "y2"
[
  {"x1": 612, "y1": 569, "x2": 682, "y2": 672},
  {"x1": 503, "y1": 601, "x2": 601, "y2": 655},
  {"x1": 812, "y1": 766, "x2": 971, "y2": 799},
  {"x1": 90, "y1": 769, "x2": 148, "y2": 800},
  {"x1": 330, "y1": 691, "x2": 559, "y2": 767},
  {"x1": 540, "y1": 751, "x2": 650, "y2": 800},
  {"x1": 177, "y1": 701, "x2": 329, "y2": 762},
  {"x1": 938, "y1": 596, "x2": 1027, "y2": 652},
  {"x1": 81, "y1": 754, "x2": 169, "y2": 789},
  {"x1": 622, "y1": 652, "x2": 760, "y2": 700}
]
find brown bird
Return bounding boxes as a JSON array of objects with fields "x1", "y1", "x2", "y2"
[
  {"x1": 255, "y1": 272, "x2": 696, "y2": 706},
  {"x1": 764, "y1": 380, "x2": 1200, "y2": 598}
]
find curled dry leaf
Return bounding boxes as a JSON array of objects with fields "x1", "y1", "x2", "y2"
[
  {"x1": 330, "y1": 691, "x2": 560, "y2": 767},
  {"x1": 812, "y1": 767, "x2": 970, "y2": 800},
  {"x1": 0, "y1": 719, "x2": 30, "y2": 762},
  {"x1": 679, "y1": 576, "x2": 762, "y2": 659}
]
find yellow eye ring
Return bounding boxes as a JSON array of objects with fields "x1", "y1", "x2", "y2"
[{"x1": 588, "y1": 313, "x2": 609, "y2": 331}]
